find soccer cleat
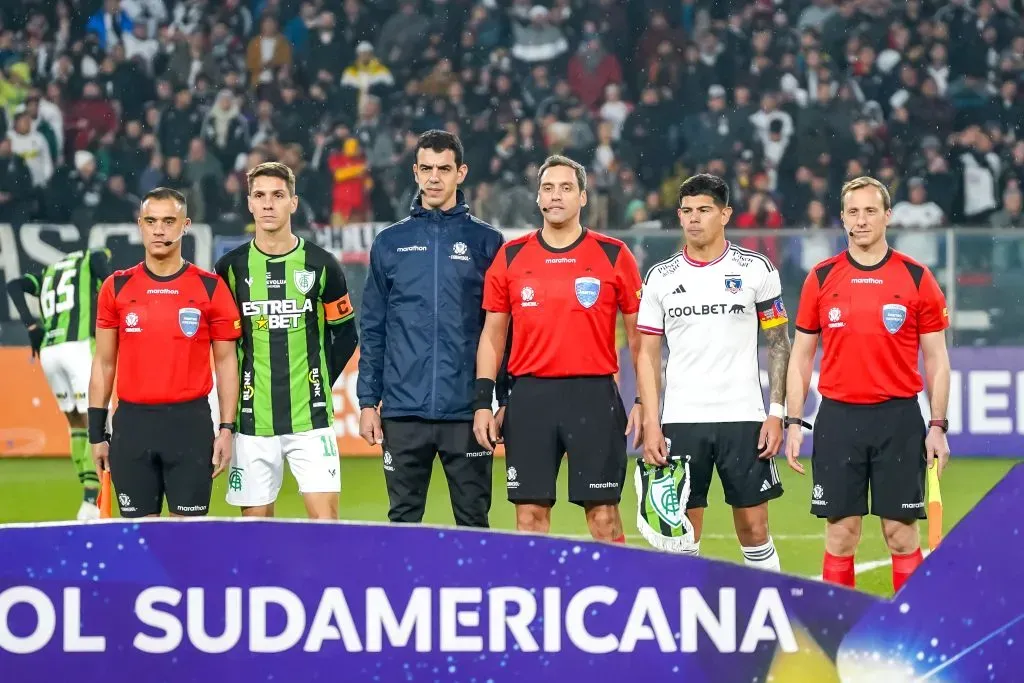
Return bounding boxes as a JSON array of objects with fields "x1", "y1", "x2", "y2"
[{"x1": 76, "y1": 501, "x2": 100, "y2": 521}]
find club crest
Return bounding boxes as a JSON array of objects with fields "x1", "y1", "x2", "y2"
[
  {"x1": 649, "y1": 473, "x2": 683, "y2": 529},
  {"x1": 178, "y1": 307, "x2": 201, "y2": 338},
  {"x1": 725, "y1": 276, "x2": 743, "y2": 293},
  {"x1": 882, "y1": 303, "x2": 907, "y2": 334},
  {"x1": 575, "y1": 276, "x2": 600, "y2": 309},
  {"x1": 294, "y1": 269, "x2": 316, "y2": 294}
]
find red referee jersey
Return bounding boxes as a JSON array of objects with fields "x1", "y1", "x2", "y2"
[
  {"x1": 795, "y1": 248, "x2": 949, "y2": 404},
  {"x1": 97, "y1": 262, "x2": 241, "y2": 404},
  {"x1": 483, "y1": 229, "x2": 642, "y2": 377}
]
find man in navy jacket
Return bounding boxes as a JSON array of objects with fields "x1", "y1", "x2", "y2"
[{"x1": 358, "y1": 130, "x2": 505, "y2": 527}]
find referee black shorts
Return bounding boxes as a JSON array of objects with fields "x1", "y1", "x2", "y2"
[
  {"x1": 109, "y1": 397, "x2": 214, "y2": 517},
  {"x1": 502, "y1": 375, "x2": 628, "y2": 506},
  {"x1": 810, "y1": 396, "x2": 926, "y2": 521}
]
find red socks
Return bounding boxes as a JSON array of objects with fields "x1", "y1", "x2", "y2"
[
  {"x1": 892, "y1": 548, "x2": 924, "y2": 592},
  {"x1": 822, "y1": 552, "x2": 856, "y2": 587},
  {"x1": 612, "y1": 534, "x2": 626, "y2": 544}
]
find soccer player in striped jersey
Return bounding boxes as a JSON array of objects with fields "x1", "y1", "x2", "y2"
[
  {"x1": 215, "y1": 162, "x2": 358, "y2": 519},
  {"x1": 6, "y1": 248, "x2": 111, "y2": 520},
  {"x1": 635, "y1": 174, "x2": 791, "y2": 571}
]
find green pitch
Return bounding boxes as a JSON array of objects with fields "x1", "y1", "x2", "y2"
[{"x1": 0, "y1": 456, "x2": 1018, "y2": 598}]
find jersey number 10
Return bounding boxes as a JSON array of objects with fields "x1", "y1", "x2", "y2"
[{"x1": 40, "y1": 271, "x2": 76, "y2": 319}]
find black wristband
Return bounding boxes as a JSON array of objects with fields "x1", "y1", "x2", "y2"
[
  {"x1": 219, "y1": 422, "x2": 236, "y2": 433},
  {"x1": 785, "y1": 417, "x2": 812, "y2": 430},
  {"x1": 473, "y1": 378, "x2": 496, "y2": 411},
  {"x1": 88, "y1": 407, "x2": 109, "y2": 444}
]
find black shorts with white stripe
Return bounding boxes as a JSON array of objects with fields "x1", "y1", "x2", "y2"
[{"x1": 663, "y1": 422, "x2": 783, "y2": 509}]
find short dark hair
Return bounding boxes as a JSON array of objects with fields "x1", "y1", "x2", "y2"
[
  {"x1": 415, "y1": 129, "x2": 464, "y2": 167},
  {"x1": 538, "y1": 154, "x2": 587, "y2": 192},
  {"x1": 677, "y1": 173, "x2": 730, "y2": 208},
  {"x1": 141, "y1": 187, "x2": 187, "y2": 212},
  {"x1": 247, "y1": 161, "x2": 296, "y2": 195}
]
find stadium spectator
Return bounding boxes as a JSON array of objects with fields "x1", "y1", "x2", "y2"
[
  {"x1": 88, "y1": 187, "x2": 241, "y2": 519},
  {"x1": 358, "y1": 130, "x2": 504, "y2": 529},
  {"x1": 1, "y1": 0, "x2": 1024, "y2": 236},
  {"x1": 890, "y1": 177, "x2": 945, "y2": 269},
  {"x1": 245, "y1": 14, "x2": 292, "y2": 87},
  {"x1": 786, "y1": 176, "x2": 952, "y2": 593},
  {"x1": 475, "y1": 154, "x2": 642, "y2": 542}
]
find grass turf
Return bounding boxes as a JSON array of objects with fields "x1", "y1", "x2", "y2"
[{"x1": 0, "y1": 456, "x2": 1017, "y2": 598}]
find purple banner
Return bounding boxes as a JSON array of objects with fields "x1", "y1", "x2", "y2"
[
  {"x1": 1, "y1": 465, "x2": 1022, "y2": 680},
  {"x1": 617, "y1": 346, "x2": 1024, "y2": 457}
]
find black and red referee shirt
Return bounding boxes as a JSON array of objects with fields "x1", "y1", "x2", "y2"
[
  {"x1": 483, "y1": 229, "x2": 642, "y2": 378},
  {"x1": 96, "y1": 262, "x2": 241, "y2": 404},
  {"x1": 794, "y1": 248, "x2": 949, "y2": 404}
]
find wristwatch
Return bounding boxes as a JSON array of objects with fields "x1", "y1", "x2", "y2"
[
  {"x1": 928, "y1": 418, "x2": 949, "y2": 433},
  {"x1": 219, "y1": 422, "x2": 237, "y2": 433},
  {"x1": 784, "y1": 417, "x2": 812, "y2": 430}
]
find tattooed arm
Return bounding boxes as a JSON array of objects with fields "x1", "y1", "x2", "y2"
[{"x1": 763, "y1": 323, "x2": 792, "y2": 408}]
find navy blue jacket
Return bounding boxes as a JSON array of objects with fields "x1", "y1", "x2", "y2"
[{"x1": 357, "y1": 191, "x2": 505, "y2": 420}]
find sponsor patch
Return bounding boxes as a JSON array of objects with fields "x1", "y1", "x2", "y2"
[{"x1": 575, "y1": 277, "x2": 600, "y2": 309}]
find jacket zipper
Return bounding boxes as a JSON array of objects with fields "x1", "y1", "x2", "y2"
[{"x1": 431, "y1": 220, "x2": 439, "y2": 417}]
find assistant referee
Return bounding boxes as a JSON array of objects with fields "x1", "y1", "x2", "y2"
[
  {"x1": 88, "y1": 187, "x2": 241, "y2": 518},
  {"x1": 474, "y1": 154, "x2": 644, "y2": 542},
  {"x1": 785, "y1": 176, "x2": 952, "y2": 592}
]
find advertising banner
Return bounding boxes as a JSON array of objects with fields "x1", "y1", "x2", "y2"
[
  {"x1": 616, "y1": 346, "x2": 1024, "y2": 458},
  {"x1": 1, "y1": 464, "x2": 1021, "y2": 681},
  {"x1": 0, "y1": 222, "x2": 214, "y2": 321},
  {"x1": 4, "y1": 345, "x2": 1023, "y2": 457}
]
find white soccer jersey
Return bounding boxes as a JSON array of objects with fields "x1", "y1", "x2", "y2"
[{"x1": 637, "y1": 242, "x2": 789, "y2": 424}]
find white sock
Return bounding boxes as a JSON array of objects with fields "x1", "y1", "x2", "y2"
[
  {"x1": 681, "y1": 540, "x2": 701, "y2": 557},
  {"x1": 742, "y1": 537, "x2": 781, "y2": 571}
]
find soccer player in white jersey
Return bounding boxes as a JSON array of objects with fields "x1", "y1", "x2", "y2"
[{"x1": 635, "y1": 173, "x2": 792, "y2": 570}]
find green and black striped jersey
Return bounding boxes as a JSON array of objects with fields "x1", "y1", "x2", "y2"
[
  {"x1": 215, "y1": 237, "x2": 355, "y2": 436},
  {"x1": 22, "y1": 249, "x2": 109, "y2": 348}
]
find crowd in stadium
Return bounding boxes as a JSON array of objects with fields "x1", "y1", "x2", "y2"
[{"x1": 1, "y1": 0, "x2": 1023, "y2": 241}]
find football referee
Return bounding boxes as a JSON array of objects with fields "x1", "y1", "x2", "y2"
[
  {"x1": 88, "y1": 187, "x2": 241, "y2": 517},
  {"x1": 474, "y1": 154, "x2": 644, "y2": 542},
  {"x1": 785, "y1": 176, "x2": 952, "y2": 592},
  {"x1": 358, "y1": 130, "x2": 505, "y2": 527}
]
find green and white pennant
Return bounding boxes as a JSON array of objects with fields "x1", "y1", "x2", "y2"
[{"x1": 634, "y1": 454, "x2": 698, "y2": 553}]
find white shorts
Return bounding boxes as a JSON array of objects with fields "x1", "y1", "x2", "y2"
[
  {"x1": 39, "y1": 340, "x2": 92, "y2": 413},
  {"x1": 225, "y1": 427, "x2": 341, "y2": 507}
]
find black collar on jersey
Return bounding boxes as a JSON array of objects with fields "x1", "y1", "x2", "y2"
[
  {"x1": 410, "y1": 189, "x2": 469, "y2": 217},
  {"x1": 845, "y1": 247, "x2": 892, "y2": 271},
  {"x1": 537, "y1": 227, "x2": 587, "y2": 253},
  {"x1": 143, "y1": 260, "x2": 189, "y2": 282},
  {"x1": 253, "y1": 234, "x2": 301, "y2": 258}
]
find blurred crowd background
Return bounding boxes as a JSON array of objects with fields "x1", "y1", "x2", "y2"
[{"x1": 1, "y1": 0, "x2": 1023, "y2": 274}]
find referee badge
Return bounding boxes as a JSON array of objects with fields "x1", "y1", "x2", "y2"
[
  {"x1": 574, "y1": 276, "x2": 600, "y2": 309},
  {"x1": 882, "y1": 303, "x2": 907, "y2": 334},
  {"x1": 178, "y1": 307, "x2": 201, "y2": 338}
]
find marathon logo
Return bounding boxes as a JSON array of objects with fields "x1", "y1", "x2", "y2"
[{"x1": 397, "y1": 245, "x2": 428, "y2": 253}]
